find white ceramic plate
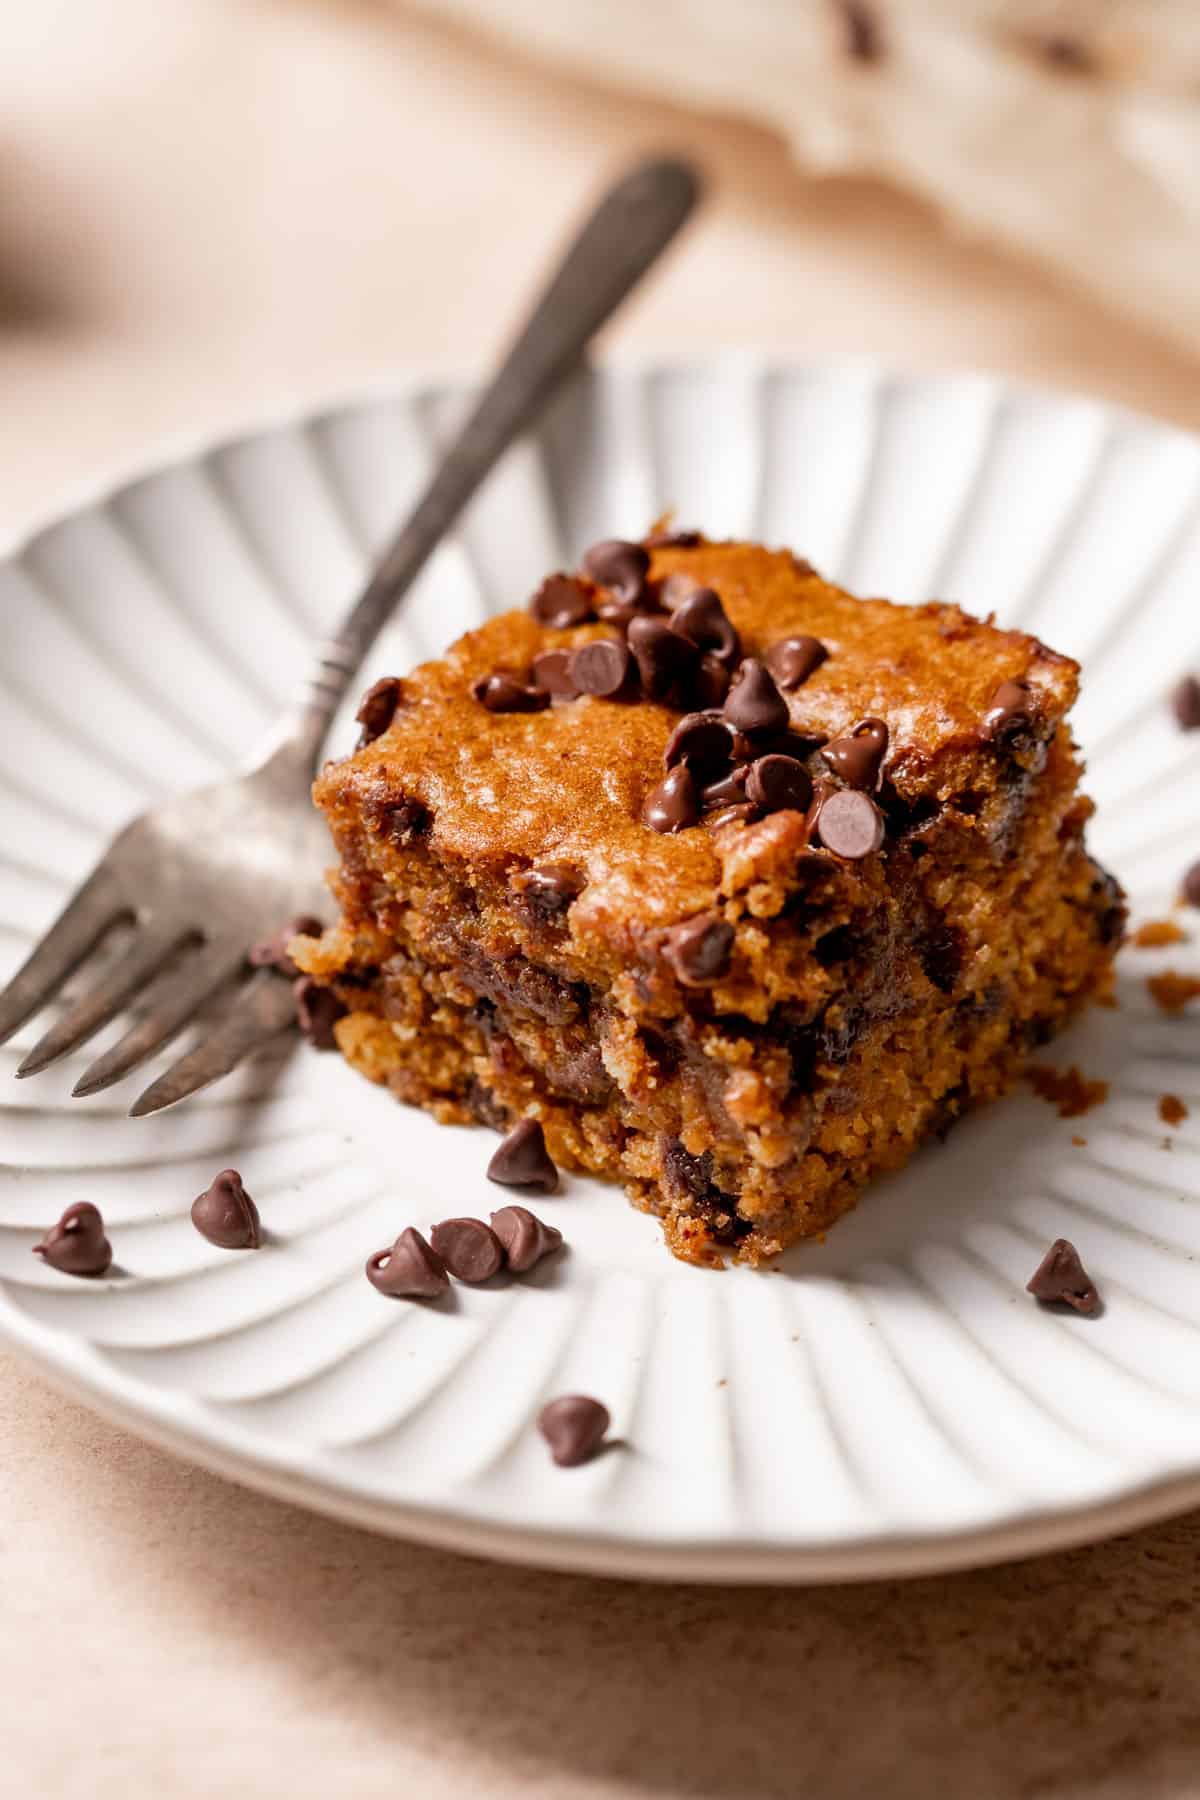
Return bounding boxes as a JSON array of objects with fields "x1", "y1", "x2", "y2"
[{"x1": 3, "y1": 358, "x2": 1200, "y2": 1584}]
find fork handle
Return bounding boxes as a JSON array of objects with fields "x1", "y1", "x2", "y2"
[{"x1": 278, "y1": 156, "x2": 700, "y2": 770}]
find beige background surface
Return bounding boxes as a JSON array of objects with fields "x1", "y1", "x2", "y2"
[{"x1": 3, "y1": 2, "x2": 1200, "y2": 1795}]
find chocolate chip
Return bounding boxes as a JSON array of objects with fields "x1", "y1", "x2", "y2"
[
  {"x1": 1171, "y1": 675, "x2": 1200, "y2": 731},
  {"x1": 538, "y1": 1394, "x2": 611, "y2": 1467},
  {"x1": 355, "y1": 676, "x2": 403, "y2": 746},
  {"x1": 723, "y1": 659, "x2": 789, "y2": 737},
  {"x1": 1183, "y1": 861, "x2": 1200, "y2": 908},
  {"x1": 627, "y1": 614, "x2": 698, "y2": 700},
  {"x1": 293, "y1": 976, "x2": 345, "y2": 1049},
  {"x1": 662, "y1": 914, "x2": 734, "y2": 986},
  {"x1": 805, "y1": 775, "x2": 836, "y2": 839},
  {"x1": 595, "y1": 593, "x2": 659, "y2": 628},
  {"x1": 512, "y1": 863, "x2": 583, "y2": 920},
  {"x1": 472, "y1": 671, "x2": 551, "y2": 713},
  {"x1": 643, "y1": 764, "x2": 700, "y2": 833},
  {"x1": 746, "y1": 753, "x2": 813, "y2": 815},
  {"x1": 32, "y1": 1201, "x2": 112, "y2": 1277},
  {"x1": 669, "y1": 586, "x2": 740, "y2": 668},
  {"x1": 1026, "y1": 1238, "x2": 1101, "y2": 1315},
  {"x1": 365, "y1": 1226, "x2": 449, "y2": 1299},
  {"x1": 982, "y1": 679, "x2": 1035, "y2": 743},
  {"x1": 529, "y1": 573, "x2": 593, "y2": 628},
  {"x1": 815, "y1": 789, "x2": 884, "y2": 859},
  {"x1": 582, "y1": 538, "x2": 650, "y2": 604},
  {"x1": 664, "y1": 710, "x2": 737, "y2": 778},
  {"x1": 377, "y1": 799, "x2": 430, "y2": 844},
  {"x1": 487, "y1": 1117, "x2": 560, "y2": 1193},
  {"x1": 644, "y1": 527, "x2": 700, "y2": 548},
  {"x1": 191, "y1": 1169, "x2": 262, "y2": 1249},
  {"x1": 707, "y1": 803, "x2": 756, "y2": 829},
  {"x1": 822, "y1": 717, "x2": 889, "y2": 790},
  {"x1": 701, "y1": 766, "x2": 750, "y2": 810},
  {"x1": 489, "y1": 1205, "x2": 563, "y2": 1273},
  {"x1": 693, "y1": 653, "x2": 731, "y2": 709},
  {"x1": 834, "y1": 0, "x2": 882, "y2": 63},
  {"x1": 571, "y1": 637, "x2": 635, "y2": 699},
  {"x1": 765, "y1": 635, "x2": 828, "y2": 691},
  {"x1": 659, "y1": 571, "x2": 701, "y2": 609},
  {"x1": 1039, "y1": 33, "x2": 1095, "y2": 74},
  {"x1": 430, "y1": 1216, "x2": 505, "y2": 1284},
  {"x1": 248, "y1": 914, "x2": 324, "y2": 979},
  {"x1": 531, "y1": 649, "x2": 580, "y2": 699}
]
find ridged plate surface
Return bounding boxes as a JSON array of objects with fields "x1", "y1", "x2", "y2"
[{"x1": 3, "y1": 359, "x2": 1200, "y2": 1583}]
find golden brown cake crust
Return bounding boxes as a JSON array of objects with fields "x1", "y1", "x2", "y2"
[{"x1": 317, "y1": 541, "x2": 1078, "y2": 937}]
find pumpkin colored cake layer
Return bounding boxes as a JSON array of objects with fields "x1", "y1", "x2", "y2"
[{"x1": 295, "y1": 534, "x2": 1124, "y2": 1265}]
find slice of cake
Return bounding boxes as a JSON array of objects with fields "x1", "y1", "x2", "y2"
[{"x1": 295, "y1": 533, "x2": 1124, "y2": 1265}]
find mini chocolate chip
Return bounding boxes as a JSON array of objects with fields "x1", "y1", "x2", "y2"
[
  {"x1": 1171, "y1": 675, "x2": 1200, "y2": 731},
  {"x1": 529, "y1": 573, "x2": 593, "y2": 628},
  {"x1": 293, "y1": 976, "x2": 345, "y2": 1049},
  {"x1": 701, "y1": 765, "x2": 750, "y2": 810},
  {"x1": 1184, "y1": 861, "x2": 1200, "y2": 908},
  {"x1": 1026, "y1": 1238, "x2": 1100, "y2": 1314},
  {"x1": 805, "y1": 774, "x2": 835, "y2": 833},
  {"x1": 33, "y1": 1201, "x2": 112, "y2": 1277},
  {"x1": 430, "y1": 1216, "x2": 505, "y2": 1284},
  {"x1": 766, "y1": 636, "x2": 828, "y2": 693},
  {"x1": 643, "y1": 764, "x2": 700, "y2": 833},
  {"x1": 692, "y1": 653, "x2": 731, "y2": 709},
  {"x1": 355, "y1": 676, "x2": 403, "y2": 746},
  {"x1": 627, "y1": 614, "x2": 698, "y2": 700},
  {"x1": 248, "y1": 914, "x2": 324, "y2": 979},
  {"x1": 595, "y1": 593, "x2": 662, "y2": 628},
  {"x1": 538, "y1": 1394, "x2": 611, "y2": 1466},
  {"x1": 1039, "y1": 33, "x2": 1095, "y2": 73},
  {"x1": 378, "y1": 799, "x2": 430, "y2": 844},
  {"x1": 512, "y1": 863, "x2": 583, "y2": 919},
  {"x1": 669, "y1": 586, "x2": 741, "y2": 668},
  {"x1": 365, "y1": 1226, "x2": 449, "y2": 1299},
  {"x1": 571, "y1": 637, "x2": 635, "y2": 698},
  {"x1": 662, "y1": 913, "x2": 734, "y2": 986},
  {"x1": 723, "y1": 659, "x2": 789, "y2": 736},
  {"x1": 582, "y1": 538, "x2": 650, "y2": 604},
  {"x1": 490, "y1": 1205, "x2": 563, "y2": 1273},
  {"x1": 659, "y1": 570, "x2": 702, "y2": 609},
  {"x1": 982, "y1": 679, "x2": 1034, "y2": 742},
  {"x1": 644, "y1": 527, "x2": 700, "y2": 548},
  {"x1": 746, "y1": 753, "x2": 813, "y2": 814},
  {"x1": 191, "y1": 1169, "x2": 262, "y2": 1249},
  {"x1": 487, "y1": 1117, "x2": 560, "y2": 1193},
  {"x1": 815, "y1": 789, "x2": 884, "y2": 859},
  {"x1": 835, "y1": 0, "x2": 882, "y2": 63},
  {"x1": 708, "y1": 803, "x2": 756, "y2": 829},
  {"x1": 472, "y1": 672, "x2": 551, "y2": 713},
  {"x1": 664, "y1": 710, "x2": 737, "y2": 777},
  {"x1": 822, "y1": 717, "x2": 889, "y2": 790},
  {"x1": 531, "y1": 649, "x2": 580, "y2": 699}
]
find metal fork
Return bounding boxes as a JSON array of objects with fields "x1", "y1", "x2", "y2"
[{"x1": 0, "y1": 157, "x2": 699, "y2": 1116}]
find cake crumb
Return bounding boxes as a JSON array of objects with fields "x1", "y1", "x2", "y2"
[
  {"x1": 1027, "y1": 1064, "x2": 1109, "y2": 1118},
  {"x1": 1071, "y1": 1134, "x2": 1087, "y2": 1147},
  {"x1": 1148, "y1": 971, "x2": 1200, "y2": 1015},
  {"x1": 1159, "y1": 1094, "x2": 1189, "y2": 1127},
  {"x1": 1132, "y1": 919, "x2": 1188, "y2": 948}
]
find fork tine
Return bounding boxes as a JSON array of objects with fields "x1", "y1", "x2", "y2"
[
  {"x1": 0, "y1": 868, "x2": 127, "y2": 1048},
  {"x1": 71, "y1": 941, "x2": 247, "y2": 1097},
  {"x1": 17, "y1": 927, "x2": 190, "y2": 1078},
  {"x1": 129, "y1": 971, "x2": 299, "y2": 1116}
]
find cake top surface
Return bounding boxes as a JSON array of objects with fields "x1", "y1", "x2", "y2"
[{"x1": 314, "y1": 537, "x2": 1079, "y2": 931}]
